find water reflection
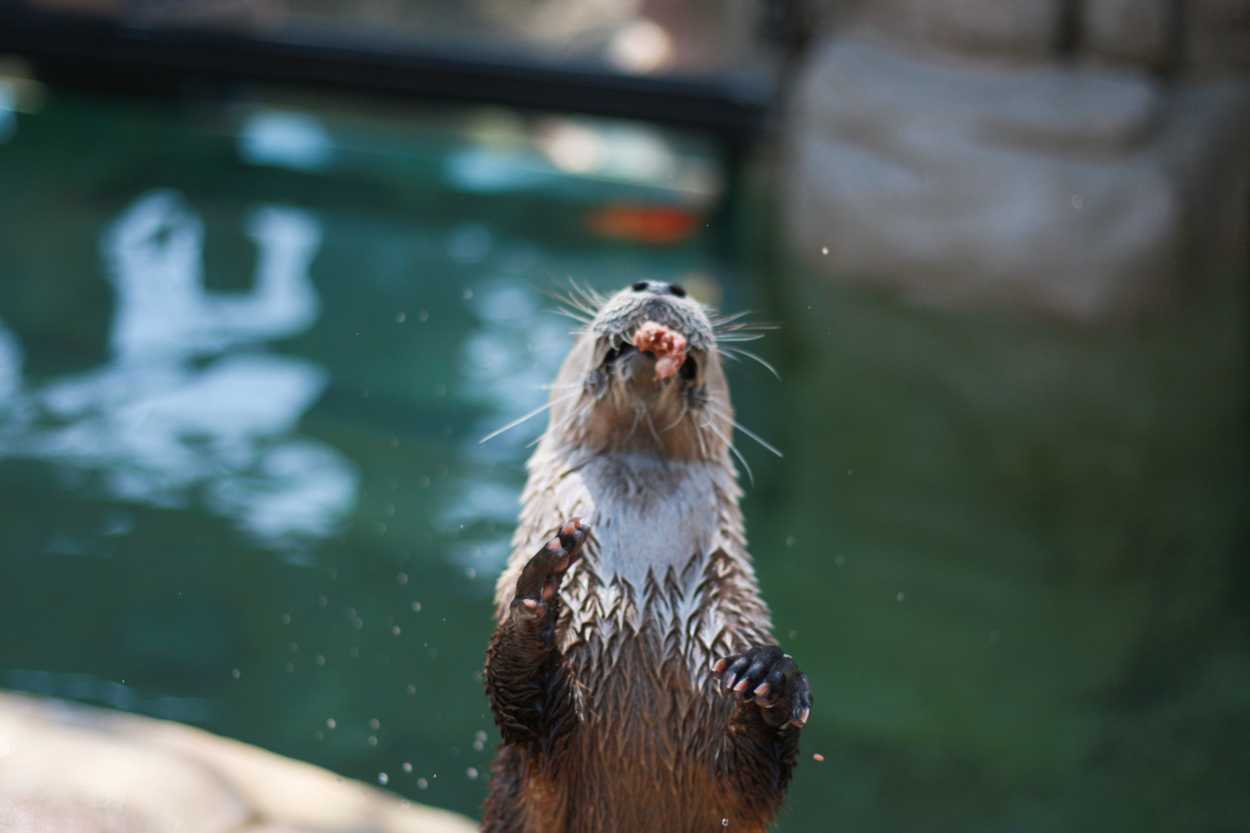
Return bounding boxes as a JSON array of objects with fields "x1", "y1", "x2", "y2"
[
  {"x1": 443, "y1": 279, "x2": 576, "y2": 574},
  {"x1": 0, "y1": 82, "x2": 15, "y2": 144},
  {"x1": 2, "y1": 668, "x2": 211, "y2": 723},
  {"x1": 0, "y1": 190, "x2": 357, "y2": 552},
  {"x1": 239, "y1": 110, "x2": 335, "y2": 172}
]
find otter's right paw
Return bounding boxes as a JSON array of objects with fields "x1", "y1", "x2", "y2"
[
  {"x1": 512, "y1": 518, "x2": 590, "y2": 617},
  {"x1": 713, "y1": 645, "x2": 812, "y2": 730}
]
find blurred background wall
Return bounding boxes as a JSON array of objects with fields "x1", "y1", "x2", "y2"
[{"x1": 786, "y1": 0, "x2": 1250, "y2": 320}]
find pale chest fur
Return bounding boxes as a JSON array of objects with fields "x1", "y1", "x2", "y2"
[{"x1": 495, "y1": 448, "x2": 774, "y2": 706}]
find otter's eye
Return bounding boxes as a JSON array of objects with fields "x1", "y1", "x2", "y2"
[
  {"x1": 669, "y1": 284, "x2": 686, "y2": 298},
  {"x1": 631, "y1": 281, "x2": 649, "y2": 292},
  {"x1": 679, "y1": 355, "x2": 698, "y2": 381}
]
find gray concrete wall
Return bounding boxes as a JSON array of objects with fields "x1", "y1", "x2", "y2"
[{"x1": 784, "y1": 0, "x2": 1250, "y2": 321}]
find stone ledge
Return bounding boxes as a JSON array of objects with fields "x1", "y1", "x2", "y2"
[{"x1": 0, "y1": 691, "x2": 479, "y2": 833}]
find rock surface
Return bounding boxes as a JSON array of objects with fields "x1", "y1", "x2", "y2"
[
  {"x1": 784, "y1": 3, "x2": 1250, "y2": 322},
  {"x1": 0, "y1": 691, "x2": 478, "y2": 833}
]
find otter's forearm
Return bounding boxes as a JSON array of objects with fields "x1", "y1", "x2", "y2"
[
  {"x1": 712, "y1": 643, "x2": 812, "y2": 818},
  {"x1": 719, "y1": 704, "x2": 802, "y2": 817},
  {"x1": 484, "y1": 520, "x2": 589, "y2": 752},
  {"x1": 484, "y1": 608, "x2": 577, "y2": 748}
]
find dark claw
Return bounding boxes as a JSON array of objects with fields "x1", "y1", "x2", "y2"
[
  {"x1": 722, "y1": 655, "x2": 751, "y2": 691},
  {"x1": 512, "y1": 518, "x2": 590, "y2": 615},
  {"x1": 713, "y1": 644, "x2": 813, "y2": 729}
]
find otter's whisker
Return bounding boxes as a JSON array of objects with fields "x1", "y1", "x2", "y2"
[
  {"x1": 568, "y1": 279, "x2": 606, "y2": 310},
  {"x1": 693, "y1": 421, "x2": 710, "y2": 459},
  {"x1": 528, "y1": 398, "x2": 590, "y2": 448},
  {"x1": 661, "y1": 400, "x2": 689, "y2": 433},
  {"x1": 542, "y1": 285, "x2": 586, "y2": 310},
  {"x1": 702, "y1": 419, "x2": 754, "y2": 485},
  {"x1": 641, "y1": 406, "x2": 664, "y2": 447},
  {"x1": 627, "y1": 401, "x2": 645, "y2": 441},
  {"x1": 553, "y1": 307, "x2": 594, "y2": 325},
  {"x1": 711, "y1": 309, "x2": 754, "y2": 327},
  {"x1": 720, "y1": 347, "x2": 781, "y2": 381},
  {"x1": 704, "y1": 403, "x2": 783, "y2": 459},
  {"x1": 542, "y1": 380, "x2": 584, "y2": 392},
  {"x1": 479, "y1": 389, "x2": 582, "y2": 444},
  {"x1": 717, "y1": 320, "x2": 778, "y2": 330}
]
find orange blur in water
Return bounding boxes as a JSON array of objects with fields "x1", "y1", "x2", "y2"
[{"x1": 586, "y1": 204, "x2": 701, "y2": 245}]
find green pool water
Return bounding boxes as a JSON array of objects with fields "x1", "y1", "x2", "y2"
[{"x1": 0, "y1": 80, "x2": 1246, "y2": 832}]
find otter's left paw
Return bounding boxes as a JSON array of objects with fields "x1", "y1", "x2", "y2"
[{"x1": 713, "y1": 645, "x2": 812, "y2": 729}]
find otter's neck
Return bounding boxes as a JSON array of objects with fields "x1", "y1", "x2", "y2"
[{"x1": 519, "y1": 441, "x2": 743, "y2": 617}]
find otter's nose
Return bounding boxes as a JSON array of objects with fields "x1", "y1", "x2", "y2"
[{"x1": 631, "y1": 280, "x2": 687, "y2": 298}]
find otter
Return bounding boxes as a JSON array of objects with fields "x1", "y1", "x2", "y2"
[{"x1": 482, "y1": 280, "x2": 812, "y2": 833}]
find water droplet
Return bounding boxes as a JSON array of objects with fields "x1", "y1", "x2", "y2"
[
  {"x1": 416, "y1": 777, "x2": 429, "y2": 790},
  {"x1": 407, "y1": 683, "x2": 417, "y2": 695},
  {"x1": 392, "y1": 625, "x2": 402, "y2": 636},
  {"x1": 378, "y1": 772, "x2": 389, "y2": 785},
  {"x1": 231, "y1": 668, "x2": 241, "y2": 680},
  {"x1": 281, "y1": 613, "x2": 292, "y2": 625},
  {"x1": 397, "y1": 572, "x2": 409, "y2": 586},
  {"x1": 411, "y1": 601, "x2": 423, "y2": 613},
  {"x1": 813, "y1": 753, "x2": 826, "y2": 762},
  {"x1": 402, "y1": 761, "x2": 413, "y2": 773},
  {"x1": 369, "y1": 718, "x2": 381, "y2": 730},
  {"x1": 396, "y1": 311, "x2": 407, "y2": 323},
  {"x1": 820, "y1": 246, "x2": 829, "y2": 256},
  {"x1": 896, "y1": 591, "x2": 905, "y2": 603},
  {"x1": 721, "y1": 818, "x2": 730, "y2": 827},
  {"x1": 368, "y1": 735, "x2": 378, "y2": 747},
  {"x1": 466, "y1": 767, "x2": 479, "y2": 780},
  {"x1": 315, "y1": 654, "x2": 326, "y2": 666},
  {"x1": 325, "y1": 718, "x2": 336, "y2": 730}
]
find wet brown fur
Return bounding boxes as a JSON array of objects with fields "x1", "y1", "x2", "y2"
[{"x1": 483, "y1": 286, "x2": 803, "y2": 833}]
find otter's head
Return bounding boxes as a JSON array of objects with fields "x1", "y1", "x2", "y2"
[{"x1": 544, "y1": 280, "x2": 734, "y2": 461}]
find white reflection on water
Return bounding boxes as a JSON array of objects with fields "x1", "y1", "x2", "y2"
[
  {"x1": 0, "y1": 190, "x2": 357, "y2": 553},
  {"x1": 2, "y1": 669, "x2": 211, "y2": 723},
  {"x1": 0, "y1": 82, "x2": 15, "y2": 144},
  {"x1": 238, "y1": 110, "x2": 334, "y2": 172},
  {"x1": 446, "y1": 279, "x2": 574, "y2": 572},
  {"x1": 0, "y1": 323, "x2": 20, "y2": 402}
]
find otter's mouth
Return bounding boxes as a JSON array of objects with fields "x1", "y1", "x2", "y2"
[{"x1": 602, "y1": 321, "x2": 698, "y2": 383}]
